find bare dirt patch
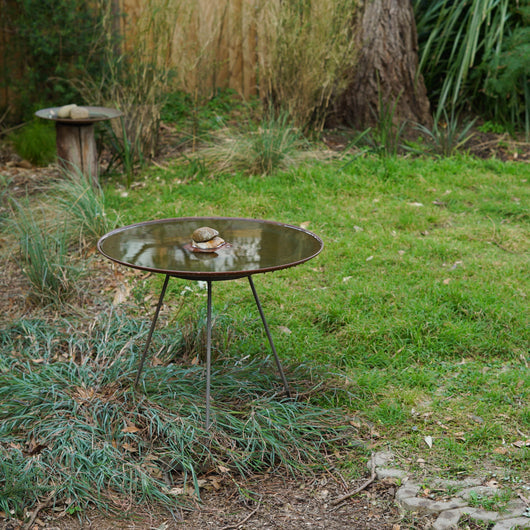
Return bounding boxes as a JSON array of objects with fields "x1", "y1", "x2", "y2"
[{"x1": 1, "y1": 473, "x2": 409, "y2": 530}]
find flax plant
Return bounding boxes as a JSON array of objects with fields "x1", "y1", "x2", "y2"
[{"x1": 413, "y1": 0, "x2": 527, "y2": 128}]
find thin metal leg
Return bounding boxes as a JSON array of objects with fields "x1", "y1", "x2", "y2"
[
  {"x1": 248, "y1": 276, "x2": 291, "y2": 397},
  {"x1": 205, "y1": 280, "x2": 213, "y2": 429},
  {"x1": 134, "y1": 274, "x2": 170, "y2": 388}
]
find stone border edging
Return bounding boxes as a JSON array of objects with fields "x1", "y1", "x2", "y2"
[{"x1": 371, "y1": 452, "x2": 530, "y2": 529}]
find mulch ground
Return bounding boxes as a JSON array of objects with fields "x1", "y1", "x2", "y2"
[{"x1": 1, "y1": 473, "x2": 412, "y2": 530}]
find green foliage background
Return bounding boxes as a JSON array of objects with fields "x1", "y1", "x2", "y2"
[
  {"x1": 2, "y1": 0, "x2": 105, "y2": 120},
  {"x1": 1, "y1": 0, "x2": 529, "y2": 133}
]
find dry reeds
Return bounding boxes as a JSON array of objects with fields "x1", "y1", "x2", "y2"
[
  {"x1": 118, "y1": 0, "x2": 358, "y2": 130},
  {"x1": 71, "y1": 0, "x2": 358, "y2": 165},
  {"x1": 72, "y1": 0, "x2": 179, "y2": 165},
  {"x1": 160, "y1": 0, "x2": 359, "y2": 129},
  {"x1": 257, "y1": 0, "x2": 358, "y2": 129}
]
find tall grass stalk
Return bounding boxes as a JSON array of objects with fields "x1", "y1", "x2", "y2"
[
  {"x1": 74, "y1": 0, "x2": 357, "y2": 138},
  {"x1": 0, "y1": 175, "x2": 12, "y2": 226},
  {"x1": 10, "y1": 201, "x2": 80, "y2": 305},
  {"x1": 258, "y1": 0, "x2": 357, "y2": 129},
  {"x1": 370, "y1": 89, "x2": 407, "y2": 156},
  {"x1": 100, "y1": 116, "x2": 143, "y2": 185}
]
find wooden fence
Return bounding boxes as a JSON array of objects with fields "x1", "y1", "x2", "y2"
[
  {"x1": 0, "y1": 0, "x2": 262, "y2": 112},
  {"x1": 120, "y1": 0, "x2": 261, "y2": 98}
]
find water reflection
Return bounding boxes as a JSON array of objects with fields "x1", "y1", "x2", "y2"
[{"x1": 99, "y1": 218, "x2": 322, "y2": 277}]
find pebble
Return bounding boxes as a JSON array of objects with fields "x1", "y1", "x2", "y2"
[
  {"x1": 57, "y1": 104, "x2": 77, "y2": 118},
  {"x1": 70, "y1": 106, "x2": 89, "y2": 119},
  {"x1": 56, "y1": 104, "x2": 90, "y2": 120}
]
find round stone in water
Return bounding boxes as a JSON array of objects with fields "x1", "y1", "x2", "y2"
[
  {"x1": 192, "y1": 226, "x2": 219, "y2": 243},
  {"x1": 192, "y1": 236, "x2": 225, "y2": 250}
]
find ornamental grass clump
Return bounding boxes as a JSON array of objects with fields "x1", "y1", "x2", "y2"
[
  {"x1": 0, "y1": 312, "x2": 356, "y2": 517},
  {"x1": 51, "y1": 168, "x2": 115, "y2": 249},
  {"x1": 414, "y1": 109, "x2": 476, "y2": 157},
  {"x1": 10, "y1": 201, "x2": 80, "y2": 306},
  {"x1": 198, "y1": 110, "x2": 312, "y2": 176}
]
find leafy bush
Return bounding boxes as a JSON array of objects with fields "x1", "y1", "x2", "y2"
[
  {"x1": 2, "y1": 0, "x2": 105, "y2": 121},
  {"x1": 8, "y1": 121, "x2": 56, "y2": 166}
]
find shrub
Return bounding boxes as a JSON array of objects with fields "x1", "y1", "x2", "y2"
[{"x1": 8, "y1": 121, "x2": 56, "y2": 166}]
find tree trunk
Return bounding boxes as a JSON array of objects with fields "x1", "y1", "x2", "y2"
[{"x1": 332, "y1": 0, "x2": 432, "y2": 129}]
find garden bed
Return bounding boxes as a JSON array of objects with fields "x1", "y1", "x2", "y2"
[{"x1": 1, "y1": 128, "x2": 529, "y2": 529}]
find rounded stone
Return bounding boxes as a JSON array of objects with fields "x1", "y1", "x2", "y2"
[
  {"x1": 192, "y1": 236, "x2": 225, "y2": 250},
  {"x1": 69, "y1": 106, "x2": 90, "y2": 119},
  {"x1": 57, "y1": 104, "x2": 77, "y2": 118},
  {"x1": 191, "y1": 226, "x2": 219, "y2": 243}
]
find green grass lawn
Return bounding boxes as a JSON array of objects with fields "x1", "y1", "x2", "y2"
[
  {"x1": 1, "y1": 150, "x2": 529, "y2": 516},
  {"x1": 102, "y1": 154, "x2": 529, "y2": 474}
]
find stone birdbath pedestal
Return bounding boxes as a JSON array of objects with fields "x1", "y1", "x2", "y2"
[{"x1": 35, "y1": 105, "x2": 122, "y2": 187}]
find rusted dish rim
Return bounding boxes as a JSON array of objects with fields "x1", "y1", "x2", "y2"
[{"x1": 97, "y1": 216, "x2": 324, "y2": 281}]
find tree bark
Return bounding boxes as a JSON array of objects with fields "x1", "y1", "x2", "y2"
[{"x1": 331, "y1": 0, "x2": 432, "y2": 129}]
